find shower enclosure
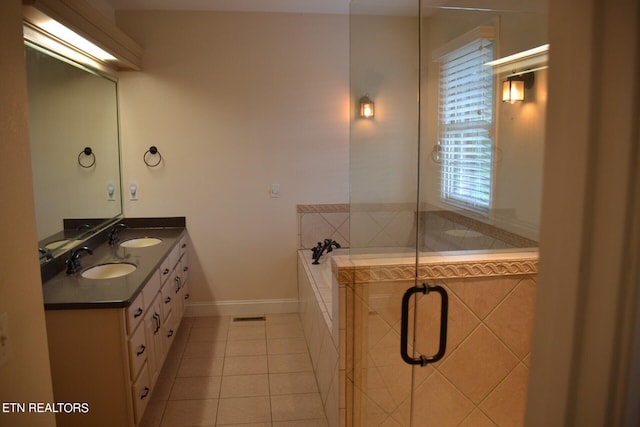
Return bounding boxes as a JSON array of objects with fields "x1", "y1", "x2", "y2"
[{"x1": 347, "y1": 0, "x2": 548, "y2": 425}]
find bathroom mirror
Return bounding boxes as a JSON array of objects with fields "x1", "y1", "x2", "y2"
[{"x1": 25, "y1": 42, "x2": 123, "y2": 263}]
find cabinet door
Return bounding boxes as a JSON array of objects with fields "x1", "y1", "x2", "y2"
[{"x1": 144, "y1": 296, "x2": 164, "y2": 386}]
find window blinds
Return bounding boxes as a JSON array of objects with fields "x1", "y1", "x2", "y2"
[{"x1": 438, "y1": 37, "x2": 495, "y2": 213}]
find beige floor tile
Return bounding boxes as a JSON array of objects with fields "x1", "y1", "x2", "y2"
[
  {"x1": 223, "y1": 355, "x2": 269, "y2": 376},
  {"x1": 227, "y1": 324, "x2": 266, "y2": 341},
  {"x1": 216, "y1": 396, "x2": 271, "y2": 425},
  {"x1": 220, "y1": 374, "x2": 270, "y2": 398},
  {"x1": 271, "y1": 393, "x2": 325, "y2": 422},
  {"x1": 191, "y1": 315, "x2": 231, "y2": 329},
  {"x1": 266, "y1": 313, "x2": 302, "y2": 324},
  {"x1": 183, "y1": 341, "x2": 227, "y2": 359},
  {"x1": 269, "y1": 372, "x2": 319, "y2": 395},
  {"x1": 225, "y1": 339, "x2": 267, "y2": 356},
  {"x1": 266, "y1": 323, "x2": 305, "y2": 339},
  {"x1": 177, "y1": 357, "x2": 224, "y2": 377},
  {"x1": 160, "y1": 399, "x2": 218, "y2": 427},
  {"x1": 267, "y1": 337, "x2": 308, "y2": 355},
  {"x1": 273, "y1": 421, "x2": 328, "y2": 427},
  {"x1": 189, "y1": 326, "x2": 229, "y2": 342},
  {"x1": 169, "y1": 376, "x2": 222, "y2": 400},
  {"x1": 268, "y1": 353, "x2": 313, "y2": 373}
]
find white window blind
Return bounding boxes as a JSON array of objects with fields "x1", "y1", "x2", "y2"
[{"x1": 438, "y1": 36, "x2": 495, "y2": 213}]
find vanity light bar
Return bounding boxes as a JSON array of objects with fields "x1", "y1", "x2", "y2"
[
  {"x1": 23, "y1": 23, "x2": 108, "y2": 73},
  {"x1": 484, "y1": 44, "x2": 549, "y2": 74},
  {"x1": 39, "y1": 19, "x2": 117, "y2": 61}
]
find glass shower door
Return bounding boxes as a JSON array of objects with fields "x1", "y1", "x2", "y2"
[{"x1": 348, "y1": 0, "x2": 547, "y2": 425}]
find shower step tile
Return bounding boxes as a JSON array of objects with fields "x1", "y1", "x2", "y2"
[{"x1": 446, "y1": 276, "x2": 518, "y2": 320}]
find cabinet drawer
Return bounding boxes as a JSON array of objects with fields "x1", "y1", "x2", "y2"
[
  {"x1": 181, "y1": 254, "x2": 190, "y2": 285},
  {"x1": 132, "y1": 363, "x2": 151, "y2": 425},
  {"x1": 160, "y1": 280, "x2": 174, "y2": 321},
  {"x1": 162, "y1": 310, "x2": 175, "y2": 354},
  {"x1": 128, "y1": 322, "x2": 147, "y2": 380},
  {"x1": 160, "y1": 257, "x2": 172, "y2": 285},
  {"x1": 143, "y1": 268, "x2": 161, "y2": 307},
  {"x1": 126, "y1": 292, "x2": 145, "y2": 335}
]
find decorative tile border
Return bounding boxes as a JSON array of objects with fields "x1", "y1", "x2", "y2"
[
  {"x1": 335, "y1": 255, "x2": 538, "y2": 285},
  {"x1": 297, "y1": 204, "x2": 350, "y2": 213}
]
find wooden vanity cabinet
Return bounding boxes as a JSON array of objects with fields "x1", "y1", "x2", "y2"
[{"x1": 44, "y1": 236, "x2": 190, "y2": 427}]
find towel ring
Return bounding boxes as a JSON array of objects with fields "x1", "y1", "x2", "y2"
[
  {"x1": 78, "y1": 147, "x2": 96, "y2": 168},
  {"x1": 144, "y1": 146, "x2": 162, "y2": 167}
]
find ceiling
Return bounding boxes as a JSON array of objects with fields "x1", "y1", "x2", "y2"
[
  {"x1": 103, "y1": 0, "x2": 352, "y2": 15},
  {"x1": 102, "y1": 0, "x2": 544, "y2": 16}
]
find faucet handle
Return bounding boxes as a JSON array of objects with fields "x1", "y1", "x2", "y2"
[{"x1": 66, "y1": 246, "x2": 93, "y2": 274}]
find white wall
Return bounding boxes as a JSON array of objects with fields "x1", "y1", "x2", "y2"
[
  {"x1": 115, "y1": 11, "x2": 349, "y2": 309},
  {"x1": 0, "y1": 1, "x2": 56, "y2": 425}
]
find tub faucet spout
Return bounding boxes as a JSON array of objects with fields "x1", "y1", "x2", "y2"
[{"x1": 311, "y1": 239, "x2": 341, "y2": 264}]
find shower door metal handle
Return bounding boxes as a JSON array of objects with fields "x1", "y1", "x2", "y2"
[{"x1": 400, "y1": 283, "x2": 448, "y2": 366}]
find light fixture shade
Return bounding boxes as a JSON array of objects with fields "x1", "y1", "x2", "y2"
[
  {"x1": 359, "y1": 96, "x2": 375, "y2": 118},
  {"x1": 502, "y1": 79, "x2": 525, "y2": 103}
]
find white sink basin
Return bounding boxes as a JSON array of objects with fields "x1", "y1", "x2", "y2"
[
  {"x1": 82, "y1": 263, "x2": 137, "y2": 279},
  {"x1": 120, "y1": 237, "x2": 162, "y2": 248}
]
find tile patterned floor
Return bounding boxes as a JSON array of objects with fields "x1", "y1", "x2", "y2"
[{"x1": 140, "y1": 313, "x2": 329, "y2": 427}]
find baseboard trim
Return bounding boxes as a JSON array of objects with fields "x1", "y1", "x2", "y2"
[{"x1": 185, "y1": 298, "x2": 299, "y2": 317}]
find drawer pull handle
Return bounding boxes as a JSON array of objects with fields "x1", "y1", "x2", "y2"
[
  {"x1": 163, "y1": 268, "x2": 170, "y2": 275},
  {"x1": 140, "y1": 387, "x2": 150, "y2": 400},
  {"x1": 183, "y1": 266, "x2": 189, "y2": 272},
  {"x1": 136, "y1": 345, "x2": 146, "y2": 356},
  {"x1": 181, "y1": 243, "x2": 187, "y2": 249},
  {"x1": 153, "y1": 313, "x2": 161, "y2": 333},
  {"x1": 133, "y1": 307, "x2": 143, "y2": 318},
  {"x1": 165, "y1": 296, "x2": 171, "y2": 304},
  {"x1": 167, "y1": 329, "x2": 174, "y2": 338},
  {"x1": 184, "y1": 293, "x2": 190, "y2": 300}
]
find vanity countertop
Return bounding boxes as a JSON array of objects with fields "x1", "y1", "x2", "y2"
[{"x1": 42, "y1": 227, "x2": 186, "y2": 310}]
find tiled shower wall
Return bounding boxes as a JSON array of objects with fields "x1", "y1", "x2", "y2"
[{"x1": 339, "y1": 256, "x2": 538, "y2": 426}]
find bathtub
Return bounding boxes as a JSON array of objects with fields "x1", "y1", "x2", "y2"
[{"x1": 297, "y1": 248, "x2": 343, "y2": 427}]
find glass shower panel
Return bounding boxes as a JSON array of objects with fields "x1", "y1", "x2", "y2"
[
  {"x1": 348, "y1": 0, "x2": 547, "y2": 425},
  {"x1": 349, "y1": 1, "x2": 421, "y2": 256},
  {"x1": 418, "y1": 3, "x2": 549, "y2": 253}
]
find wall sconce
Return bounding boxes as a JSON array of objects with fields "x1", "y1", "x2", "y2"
[
  {"x1": 359, "y1": 96, "x2": 375, "y2": 119},
  {"x1": 502, "y1": 72, "x2": 534, "y2": 103}
]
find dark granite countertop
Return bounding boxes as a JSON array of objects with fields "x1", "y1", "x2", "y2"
[{"x1": 42, "y1": 227, "x2": 186, "y2": 310}]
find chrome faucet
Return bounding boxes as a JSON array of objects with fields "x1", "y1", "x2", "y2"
[
  {"x1": 66, "y1": 246, "x2": 93, "y2": 274},
  {"x1": 108, "y1": 223, "x2": 128, "y2": 245}
]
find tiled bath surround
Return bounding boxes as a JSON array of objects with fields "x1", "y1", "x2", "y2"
[
  {"x1": 297, "y1": 204, "x2": 538, "y2": 426},
  {"x1": 297, "y1": 204, "x2": 538, "y2": 252}
]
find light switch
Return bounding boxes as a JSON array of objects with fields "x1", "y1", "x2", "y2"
[
  {"x1": 107, "y1": 181, "x2": 116, "y2": 201},
  {"x1": 129, "y1": 182, "x2": 138, "y2": 201},
  {"x1": 270, "y1": 184, "x2": 280, "y2": 198}
]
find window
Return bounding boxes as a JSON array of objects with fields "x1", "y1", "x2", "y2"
[{"x1": 436, "y1": 30, "x2": 495, "y2": 214}]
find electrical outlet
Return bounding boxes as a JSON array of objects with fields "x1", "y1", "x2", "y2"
[{"x1": 0, "y1": 312, "x2": 10, "y2": 367}]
